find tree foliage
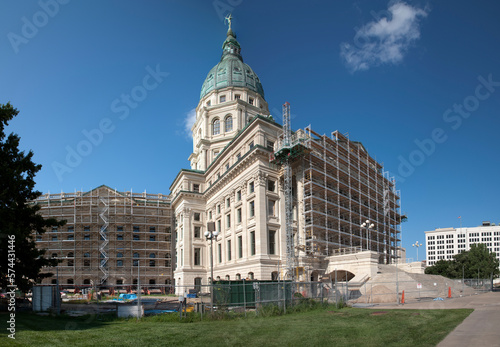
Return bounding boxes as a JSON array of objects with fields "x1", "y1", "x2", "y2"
[
  {"x1": 0, "y1": 102, "x2": 64, "y2": 292},
  {"x1": 425, "y1": 243, "x2": 500, "y2": 279}
]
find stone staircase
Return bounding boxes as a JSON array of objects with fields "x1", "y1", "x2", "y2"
[{"x1": 352, "y1": 264, "x2": 484, "y2": 303}]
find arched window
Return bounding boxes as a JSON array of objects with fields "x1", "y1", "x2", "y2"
[
  {"x1": 165, "y1": 253, "x2": 171, "y2": 267},
  {"x1": 117, "y1": 253, "x2": 123, "y2": 258},
  {"x1": 149, "y1": 253, "x2": 156, "y2": 258},
  {"x1": 213, "y1": 118, "x2": 220, "y2": 135},
  {"x1": 236, "y1": 273, "x2": 241, "y2": 280},
  {"x1": 67, "y1": 252, "x2": 74, "y2": 258},
  {"x1": 248, "y1": 272, "x2": 254, "y2": 280},
  {"x1": 133, "y1": 252, "x2": 139, "y2": 258},
  {"x1": 225, "y1": 115, "x2": 233, "y2": 132}
]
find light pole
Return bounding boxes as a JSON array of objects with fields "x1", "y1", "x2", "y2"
[
  {"x1": 412, "y1": 241, "x2": 422, "y2": 262},
  {"x1": 204, "y1": 222, "x2": 218, "y2": 310},
  {"x1": 361, "y1": 220, "x2": 374, "y2": 251}
]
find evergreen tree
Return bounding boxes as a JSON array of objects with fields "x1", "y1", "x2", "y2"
[{"x1": 0, "y1": 102, "x2": 64, "y2": 292}]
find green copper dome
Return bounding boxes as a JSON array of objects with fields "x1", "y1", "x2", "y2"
[{"x1": 200, "y1": 27, "x2": 265, "y2": 100}]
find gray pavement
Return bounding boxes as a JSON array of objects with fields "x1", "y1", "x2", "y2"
[{"x1": 365, "y1": 291, "x2": 500, "y2": 346}]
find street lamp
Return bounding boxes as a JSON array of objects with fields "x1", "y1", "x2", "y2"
[
  {"x1": 360, "y1": 220, "x2": 375, "y2": 251},
  {"x1": 412, "y1": 241, "x2": 422, "y2": 262},
  {"x1": 204, "y1": 222, "x2": 218, "y2": 309}
]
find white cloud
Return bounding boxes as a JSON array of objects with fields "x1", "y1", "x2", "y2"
[
  {"x1": 183, "y1": 108, "x2": 197, "y2": 138},
  {"x1": 341, "y1": 2, "x2": 428, "y2": 72}
]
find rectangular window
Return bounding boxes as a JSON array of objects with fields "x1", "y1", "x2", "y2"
[
  {"x1": 218, "y1": 243, "x2": 222, "y2": 263},
  {"x1": 194, "y1": 212, "x2": 201, "y2": 221},
  {"x1": 193, "y1": 184, "x2": 200, "y2": 192},
  {"x1": 150, "y1": 226, "x2": 156, "y2": 233},
  {"x1": 84, "y1": 226, "x2": 90, "y2": 232},
  {"x1": 52, "y1": 226, "x2": 58, "y2": 232},
  {"x1": 117, "y1": 226, "x2": 123, "y2": 232},
  {"x1": 194, "y1": 226, "x2": 201, "y2": 238},
  {"x1": 249, "y1": 141, "x2": 254, "y2": 150},
  {"x1": 249, "y1": 181, "x2": 254, "y2": 194},
  {"x1": 84, "y1": 234, "x2": 90, "y2": 240},
  {"x1": 220, "y1": 95, "x2": 226, "y2": 103},
  {"x1": 269, "y1": 230, "x2": 276, "y2": 255},
  {"x1": 267, "y1": 180, "x2": 275, "y2": 192},
  {"x1": 250, "y1": 231, "x2": 256, "y2": 256},
  {"x1": 236, "y1": 190, "x2": 241, "y2": 201},
  {"x1": 237, "y1": 208, "x2": 242, "y2": 223},
  {"x1": 249, "y1": 201, "x2": 255, "y2": 218},
  {"x1": 52, "y1": 235, "x2": 58, "y2": 241},
  {"x1": 67, "y1": 234, "x2": 74, "y2": 241},
  {"x1": 194, "y1": 248, "x2": 201, "y2": 266},
  {"x1": 117, "y1": 234, "x2": 123, "y2": 241},
  {"x1": 149, "y1": 235, "x2": 156, "y2": 241},
  {"x1": 133, "y1": 234, "x2": 140, "y2": 241},
  {"x1": 249, "y1": 97, "x2": 254, "y2": 105},
  {"x1": 226, "y1": 198, "x2": 230, "y2": 208},
  {"x1": 236, "y1": 153, "x2": 241, "y2": 161},
  {"x1": 226, "y1": 214, "x2": 231, "y2": 228},
  {"x1": 268, "y1": 200, "x2": 275, "y2": 216},
  {"x1": 209, "y1": 211, "x2": 212, "y2": 220},
  {"x1": 133, "y1": 226, "x2": 140, "y2": 233},
  {"x1": 235, "y1": 94, "x2": 241, "y2": 100},
  {"x1": 217, "y1": 205, "x2": 221, "y2": 214},
  {"x1": 238, "y1": 236, "x2": 243, "y2": 258},
  {"x1": 227, "y1": 240, "x2": 232, "y2": 261},
  {"x1": 67, "y1": 226, "x2": 74, "y2": 232},
  {"x1": 217, "y1": 220, "x2": 221, "y2": 233},
  {"x1": 267, "y1": 141, "x2": 274, "y2": 151}
]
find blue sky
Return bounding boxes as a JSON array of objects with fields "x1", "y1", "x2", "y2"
[{"x1": 1, "y1": 1, "x2": 499, "y2": 262}]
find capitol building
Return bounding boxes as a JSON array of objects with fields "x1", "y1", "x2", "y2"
[{"x1": 35, "y1": 21, "x2": 403, "y2": 290}]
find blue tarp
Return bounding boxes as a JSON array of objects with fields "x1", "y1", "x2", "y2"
[{"x1": 115, "y1": 293, "x2": 137, "y2": 301}]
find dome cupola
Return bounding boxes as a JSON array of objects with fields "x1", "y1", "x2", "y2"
[{"x1": 200, "y1": 15, "x2": 265, "y2": 100}]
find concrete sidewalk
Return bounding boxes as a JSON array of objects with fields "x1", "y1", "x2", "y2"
[{"x1": 366, "y1": 291, "x2": 500, "y2": 346}]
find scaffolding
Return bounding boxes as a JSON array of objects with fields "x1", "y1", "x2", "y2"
[
  {"x1": 32, "y1": 185, "x2": 173, "y2": 288},
  {"x1": 272, "y1": 118, "x2": 403, "y2": 277},
  {"x1": 300, "y1": 128, "x2": 402, "y2": 265}
]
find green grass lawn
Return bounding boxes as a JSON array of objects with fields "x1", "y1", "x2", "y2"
[{"x1": 1, "y1": 306, "x2": 472, "y2": 347}]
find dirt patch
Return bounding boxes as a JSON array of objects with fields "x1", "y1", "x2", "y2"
[
  {"x1": 354, "y1": 285, "x2": 397, "y2": 303},
  {"x1": 371, "y1": 311, "x2": 387, "y2": 316}
]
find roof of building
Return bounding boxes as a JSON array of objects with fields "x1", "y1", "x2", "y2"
[{"x1": 199, "y1": 26, "x2": 265, "y2": 100}]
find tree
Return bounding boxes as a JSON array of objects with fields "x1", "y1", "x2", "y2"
[
  {"x1": 0, "y1": 102, "x2": 64, "y2": 292},
  {"x1": 425, "y1": 259, "x2": 457, "y2": 277},
  {"x1": 425, "y1": 243, "x2": 499, "y2": 279},
  {"x1": 455, "y1": 243, "x2": 499, "y2": 279}
]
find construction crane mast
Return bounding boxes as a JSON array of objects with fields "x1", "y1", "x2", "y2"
[
  {"x1": 270, "y1": 102, "x2": 309, "y2": 280},
  {"x1": 282, "y1": 102, "x2": 295, "y2": 280}
]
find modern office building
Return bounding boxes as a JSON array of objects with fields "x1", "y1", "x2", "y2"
[{"x1": 425, "y1": 221, "x2": 500, "y2": 266}]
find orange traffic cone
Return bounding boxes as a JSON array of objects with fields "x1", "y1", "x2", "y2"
[
  {"x1": 448, "y1": 287, "x2": 451, "y2": 298},
  {"x1": 401, "y1": 290, "x2": 405, "y2": 304}
]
